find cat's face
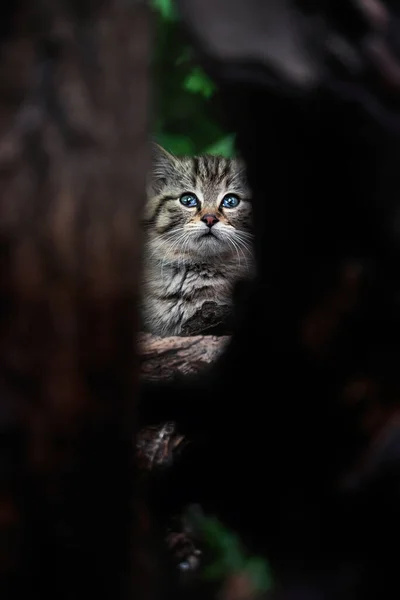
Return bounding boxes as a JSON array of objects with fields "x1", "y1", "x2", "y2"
[{"x1": 145, "y1": 145, "x2": 253, "y2": 262}]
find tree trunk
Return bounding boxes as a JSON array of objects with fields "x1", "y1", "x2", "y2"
[{"x1": 0, "y1": 2, "x2": 151, "y2": 599}]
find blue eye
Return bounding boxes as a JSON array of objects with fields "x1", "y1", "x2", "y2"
[
  {"x1": 179, "y1": 193, "x2": 199, "y2": 208},
  {"x1": 221, "y1": 194, "x2": 240, "y2": 209}
]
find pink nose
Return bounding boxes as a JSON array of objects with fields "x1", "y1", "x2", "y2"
[{"x1": 201, "y1": 214, "x2": 219, "y2": 228}]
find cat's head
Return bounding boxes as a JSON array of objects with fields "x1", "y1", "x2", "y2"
[{"x1": 145, "y1": 144, "x2": 253, "y2": 262}]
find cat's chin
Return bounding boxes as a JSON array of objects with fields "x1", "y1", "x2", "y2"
[{"x1": 193, "y1": 233, "x2": 232, "y2": 257}]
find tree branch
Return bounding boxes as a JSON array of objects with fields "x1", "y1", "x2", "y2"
[{"x1": 139, "y1": 332, "x2": 229, "y2": 380}]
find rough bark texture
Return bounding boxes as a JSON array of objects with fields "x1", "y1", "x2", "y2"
[
  {"x1": 0, "y1": 2, "x2": 151, "y2": 600},
  {"x1": 139, "y1": 333, "x2": 229, "y2": 380},
  {"x1": 180, "y1": 301, "x2": 233, "y2": 336}
]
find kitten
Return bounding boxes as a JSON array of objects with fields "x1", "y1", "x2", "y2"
[{"x1": 141, "y1": 145, "x2": 254, "y2": 337}]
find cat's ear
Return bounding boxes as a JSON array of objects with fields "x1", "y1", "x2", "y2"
[{"x1": 149, "y1": 143, "x2": 179, "y2": 194}]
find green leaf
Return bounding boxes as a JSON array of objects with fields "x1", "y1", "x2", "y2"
[
  {"x1": 203, "y1": 562, "x2": 229, "y2": 581},
  {"x1": 204, "y1": 134, "x2": 236, "y2": 157},
  {"x1": 184, "y1": 67, "x2": 216, "y2": 98},
  {"x1": 184, "y1": 507, "x2": 274, "y2": 591},
  {"x1": 151, "y1": 0, "x2": 177, "y2": 21},
  {"x1": 156, "y1": 133, "x2": 195, "y2": 155},
  {"x1": 188, "y1": 511, "x2": 245, "y2": 577},
  {"x1": 174, "y1": 47, "x2": 193, "y2": 66},
  {"x1": 151, "y1": 0, "x2": 232, "y2": 157},
  {"x1": 244, "y1": 557, "x2": 274, "y2": 593}
]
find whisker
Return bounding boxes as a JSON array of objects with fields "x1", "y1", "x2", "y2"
[
  {"x1": 147, "y1": 228, "x2": 189, "y2": 259},
  {"x1": 235, "y1": 237, "x2": 253, "y2": 255},
  {"x1": 235, "y1": 231, "x2": 254, "y2": 241},
  {"x1": 160, "y1": 233, "x2": 190, "y2": 278},
  {"x1": 218, "y1": 230, "x2": 253, "y2": 271}
]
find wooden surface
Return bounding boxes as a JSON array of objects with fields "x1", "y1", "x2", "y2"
[{"x1": 139, "y1": 332, "x2": 229, "y2": 380}]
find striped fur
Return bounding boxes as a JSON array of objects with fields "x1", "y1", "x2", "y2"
[{"x1": 141, "y1": 145, "x2": 254, "y2": 336}]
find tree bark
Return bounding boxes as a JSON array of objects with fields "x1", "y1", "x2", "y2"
[
  {"x1": 0, "y1": 2, "x2": 151, "y2": 600},
  {"x1": 139, "y1": 333, "x2": 229, "y2": 381}
]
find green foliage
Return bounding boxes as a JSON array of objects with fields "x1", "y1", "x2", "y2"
[
  {"x1": 152, "y1": 0, "x2": 178, "y2": 21},
  {"x1": 183, "y1": 67, "x2": 216, "y2": 98},
  {"x1": 151, "y1": 0, "x2": 235, "y2": 157},
  {"x1": 186, "y1": 506, "x2": 274, "y2": 594}
]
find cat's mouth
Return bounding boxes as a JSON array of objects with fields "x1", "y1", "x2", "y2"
[
  {"x1": 199, "y1": 229, "x2": 220, "y2": 239},
  {"x1": 193, "y1": 228, "x2": 235, "y2": 256},
  {"x1": 198, "y1": 231, "x2": 221, "y2": 243},
  {"x1": 194, "y1": 225, "x2": 229, "y2": 248}
]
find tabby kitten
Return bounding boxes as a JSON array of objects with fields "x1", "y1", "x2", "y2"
[{"x1": 142, "y1": 145, "x2": 254, "y2": 337}]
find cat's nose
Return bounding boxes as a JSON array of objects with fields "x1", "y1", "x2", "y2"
[{"x1": 201, "y1": 214, "x2": 219, "y2": 228}]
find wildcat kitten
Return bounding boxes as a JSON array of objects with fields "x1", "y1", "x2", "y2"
[{"x1": 141, "y1": 145, "x2": 254, "y2": 337}]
